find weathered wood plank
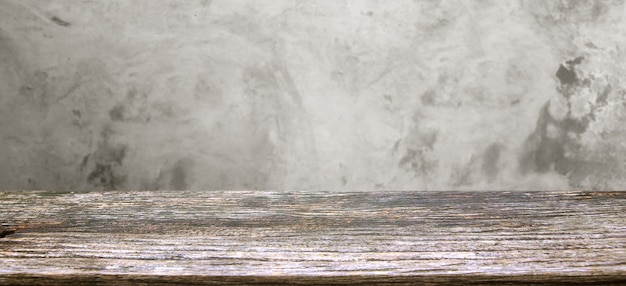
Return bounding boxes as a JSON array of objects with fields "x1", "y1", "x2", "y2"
[{"x1": 1, "y1": 191, "x2": 625, "y2": 285}]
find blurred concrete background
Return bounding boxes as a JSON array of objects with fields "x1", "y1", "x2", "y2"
[{"x1": 1, "y1": 0, "x2": 625, "y2": 191}]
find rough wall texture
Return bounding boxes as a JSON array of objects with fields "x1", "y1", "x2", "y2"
[{"x1": 1, "y1": 0, "x2": 625, "y2": 191}]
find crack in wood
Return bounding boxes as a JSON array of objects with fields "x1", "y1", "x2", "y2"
[{"x1": 0, "y1": 229, "x2": 15, "y2": 238}]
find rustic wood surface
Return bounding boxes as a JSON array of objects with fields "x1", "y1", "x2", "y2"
[{"x1": 1, "y1": 191, "x2": 625, "y2": 285}]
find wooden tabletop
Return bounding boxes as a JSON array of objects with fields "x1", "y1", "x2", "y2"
[{"x1": 1, "y1": 191, "x2": 625, "y2": 285}]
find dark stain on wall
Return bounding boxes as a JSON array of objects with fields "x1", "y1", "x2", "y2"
[
  {"x1": 50, "y1": 16, "x2": 71, "y2": 27},
  {"x1": 421, "y1": 89, "x2": 436, "y2": 106},
  {"x1": 86, "y1": 126, "x2": 127, "y2": 190},
  {"x1": 109, "y1": 87, "x2": 152, "y2": 123},
  {"x1": 555, "y1": 64, "x2": 577, "y2": 86},
  {"x1": 169, "y1": 158, "x2": 194, "y2": 190},
  {"x1": 18, "y1": 70, "x2": 49, "y2": 110},
  {"x1": 109, "y1": 104, "x2": 125, "y2": 121},
  {"x1": 87, "y1": 163, "x2": 123, "y2": 190},
  {"x1": 482, "y1": 143, "x2": 502, "y2": 181},
  {"x1": 520, "y1": 94, "x2": 574, "y2": 174},
  {"x1": 399, "y1": 128, "x2": 438, "y2": 177},
  {"x1": 519, "y1": 56, "x2": 612, "y2": 183}
]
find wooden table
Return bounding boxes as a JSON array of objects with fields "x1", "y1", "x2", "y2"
[{"x1": 1, "y1": 191, "x2": 625, "y2": 285}]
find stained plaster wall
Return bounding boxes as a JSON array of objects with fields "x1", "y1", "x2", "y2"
[{"x1": 1, "y1": 0, "x2": 625, "y2": 191}]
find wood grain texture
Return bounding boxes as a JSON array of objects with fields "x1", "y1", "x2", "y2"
[{"x1": 1, "y1": 191, "x2": 625, "y2": 285}]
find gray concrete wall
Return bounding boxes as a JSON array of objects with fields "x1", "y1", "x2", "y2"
[{"x1": 1, "y1": 0, "x2": 625, "y2": 191}]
